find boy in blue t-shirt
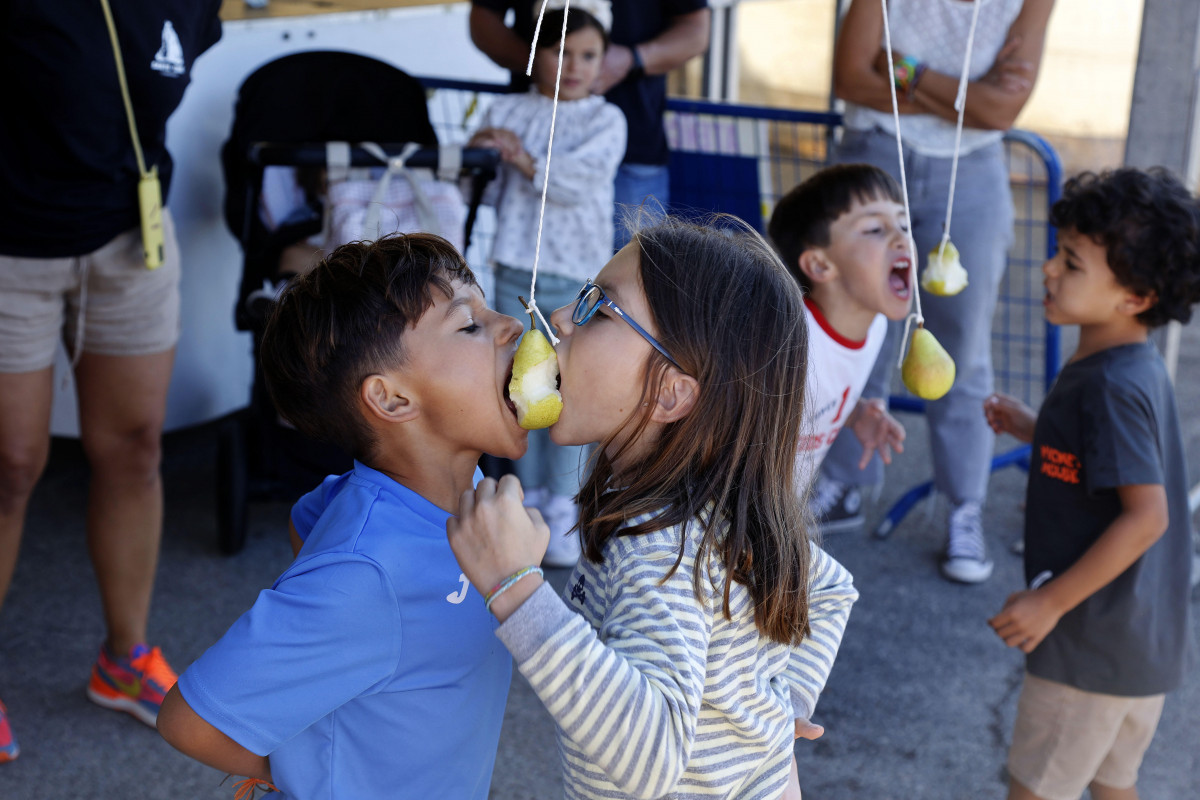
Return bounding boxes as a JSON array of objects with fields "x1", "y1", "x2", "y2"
[
  {"x1": 157, "y1": 233, "x2": 540, "y2": 798},
  {"x1": 984, "y1": 168, "x2": 1200, "y2": 800}
]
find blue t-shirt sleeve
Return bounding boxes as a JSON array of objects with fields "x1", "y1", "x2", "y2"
[
  {"x1": 291, "y1": 474, "x2": 346, "y2": 542},
  {"x1": 177, "y1": 555, "x2": 402, "y2": 756},
  {"x1": 1081, "y1": 378, "x2": 1163, "y2": 494}
]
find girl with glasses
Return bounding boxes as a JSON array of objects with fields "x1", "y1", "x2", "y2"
[{"x1": 449, "y1": 215, "x2": 859, "y2": 799}]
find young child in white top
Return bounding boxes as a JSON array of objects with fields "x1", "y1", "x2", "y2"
[
  {"x1": 767, "y1": 164, "x2": 911, "y2": 523},
  {"x1": 447, "y1": 216, "x2": 858, "y2": 800},
  {"x1": 469, "y1": 3, "x2": 627, "y2": 567}
]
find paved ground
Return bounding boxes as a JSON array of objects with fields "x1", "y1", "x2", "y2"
[{"x1": 1, "y1": 322, "x2": 1198, "y2": 799}]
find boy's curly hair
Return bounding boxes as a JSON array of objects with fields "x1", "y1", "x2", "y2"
[
  {"x1": 1050, "y1": 168, "x2": 1200, "y2": 328},
  {"x1": 259, "y1": 233, "x2": 475, "y2": 461}
]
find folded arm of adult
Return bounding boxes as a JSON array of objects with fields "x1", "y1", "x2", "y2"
[{"x1": 833, "y1": 0, "x2": 1054, "y2": 131}]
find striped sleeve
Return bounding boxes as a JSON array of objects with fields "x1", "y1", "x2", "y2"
[
  {"x1": 496, "y1": 535, "x2": 711, "y2": 799},
  {"x1": 786, "y1": 544, "x2": 858, "y2": 720}
]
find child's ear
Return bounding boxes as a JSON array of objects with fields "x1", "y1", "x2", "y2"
[
  {"x1": 360, "y1": 373, "x2": 419, "y2": 424},
  {"x1": 1120, "y1": 289, "x2": 1157, "y2": 318},
  {"x1": 798, "y1": 249, "x2": 837, "y2": 285},
  {"x1": 649, "y1": 368, "x2": 700, "y2": 425}
]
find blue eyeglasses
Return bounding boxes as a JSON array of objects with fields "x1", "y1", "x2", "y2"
[{"x1": 571, "y1": 280, "x2": 684, "y2": 371}]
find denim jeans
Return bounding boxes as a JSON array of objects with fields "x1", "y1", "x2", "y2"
[{"x1": 613, "y1": 163, "x2": 670, "y2": 250}]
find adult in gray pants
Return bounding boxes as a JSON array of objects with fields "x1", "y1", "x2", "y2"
[{"x1": 815, "y1": 0, "x2": 1056, "y2": 583}]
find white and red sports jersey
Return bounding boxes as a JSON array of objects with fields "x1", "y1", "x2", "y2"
[{"x1": 795, "y1": 297, "x2": 887, "y2": 491}]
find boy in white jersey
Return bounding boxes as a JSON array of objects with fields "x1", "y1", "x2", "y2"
[{"x1": 768, "y1": 163, "x2": 912, "y2": 529}]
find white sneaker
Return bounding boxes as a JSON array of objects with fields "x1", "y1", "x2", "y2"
[
  {"x1": 541, "y1": 493, "x2": 582, "y2": 568},
  {"x1": 941, "y1": 501, "x2": 993, "y2": 584}
]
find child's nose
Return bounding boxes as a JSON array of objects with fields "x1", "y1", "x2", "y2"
[{"x1": 549, "y1": 303, "x2": 572, "y2": 338}]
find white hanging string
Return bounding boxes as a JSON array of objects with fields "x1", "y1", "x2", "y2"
[
  {"x1": 522, "y1": 0, "x2": 569, "y2": 345},
  {"x1": 880, "y1": 0, "x2": 924, "y2": 366},
  {"x1": 935, "y1": 0, "x2": 983, "y2": 264}
]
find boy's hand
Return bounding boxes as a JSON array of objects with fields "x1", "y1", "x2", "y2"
[
  {"x1": 984, "y1": 393, "x2": 1037, "y2": 442},
  {"x1": 849, "y1": 398, "x2": 906, "y2": 469},
  {"x1": 447, "y1": 475, "x2": 550, "y2": 617},
  {"x1": 988, "y1": 588, "x2": 1063, "y2": 653}
]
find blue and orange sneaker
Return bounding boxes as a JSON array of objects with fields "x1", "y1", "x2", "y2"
[
  {"x1": 86, "y1": 643, "x2": 178, "y2": 728},
  {"x1": 0, "y1": 698, "x2": 18, "y2": 762}
]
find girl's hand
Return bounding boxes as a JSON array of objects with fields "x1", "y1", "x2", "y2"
[
  {"x1": 849, "y1": 398, "x2": 906, "y2": 469},
  {"x1": 794, "y1": 718, "x2": 824, "y2": 741},
  {"x1": 983, "y1": 393, "x2": 1037, "y2": 442},
  {"x1": 447, "y1": 475, "x2": 550, "y2": 616},
  {"x1": 988, "y1": 588, "x2": 1063, "y2": 653}
]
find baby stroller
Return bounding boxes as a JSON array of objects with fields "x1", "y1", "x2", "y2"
[{"x1": 216, "y1": 50, "x2": 500, "y2": 554}]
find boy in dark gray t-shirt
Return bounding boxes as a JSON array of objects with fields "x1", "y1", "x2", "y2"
[{"x1": 984, "y1": 168, "x2": 1200, "y2": 800}]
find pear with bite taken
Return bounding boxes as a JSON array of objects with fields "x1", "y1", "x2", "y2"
[
  {"x1": 509, "y1": 325, "x2": 562, "y2": 430},
  {"x1": 922, "y1": 239, "x2": 969, "y2": 297}
]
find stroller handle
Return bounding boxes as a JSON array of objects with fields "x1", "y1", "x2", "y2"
[{"x1": 247, "y1": 142, "x2": 501, "y2": 172}]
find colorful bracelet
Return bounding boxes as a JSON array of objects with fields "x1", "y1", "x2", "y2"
[
  {"x1": 484, "y1": 566, "x2": 544, "y2": 614},
  {"x1": 892, "y1": 55, "x2": 925, "y2": 98}
]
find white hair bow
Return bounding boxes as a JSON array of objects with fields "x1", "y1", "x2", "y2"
[{"x1": 532, "y1": 0, "x2": 613, "y2": 34}]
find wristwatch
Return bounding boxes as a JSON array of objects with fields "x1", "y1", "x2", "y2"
[{"x1": 627, "y1": 45, "x2": 645, "y2": 81}]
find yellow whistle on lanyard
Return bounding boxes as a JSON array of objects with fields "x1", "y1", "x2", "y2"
[{"x1": 138, "y1": 166, "x2": 165, "y2": 269}]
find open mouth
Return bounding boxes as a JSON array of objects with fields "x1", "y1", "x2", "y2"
[
  {"x1": 503, "y1": 359, "x2": 518, "y2": 419},
  {"x1": 888, "y1": 257, "x2": 912, "y2": 299}
]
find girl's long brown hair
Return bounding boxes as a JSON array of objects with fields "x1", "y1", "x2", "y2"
[{"x1": 577, "y1": 215, "x2": 812, "y2": 644}]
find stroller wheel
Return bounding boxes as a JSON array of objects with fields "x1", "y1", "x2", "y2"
[{"x1": 216, "y1": 411, "x2": 250, "y2": 555}]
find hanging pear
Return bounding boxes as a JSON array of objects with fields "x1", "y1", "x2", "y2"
[
  {"x1": 508, "y1": 327, "x2": 562, "y2": 430},
  {"x1": 922, "y1": 240, "x2": 969, "y2": 297},
  {"x1": 901, "y1": 326, "x2": 956, "y2": 400}
]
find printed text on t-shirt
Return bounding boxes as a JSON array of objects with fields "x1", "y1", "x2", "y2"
[{"x1": 1040, "y1": 445, "x2": 1080, "y2": 484}]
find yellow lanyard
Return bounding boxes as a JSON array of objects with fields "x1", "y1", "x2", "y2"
[{"x1": 99, "y1": 0, "x2": 164, "y2": 268}]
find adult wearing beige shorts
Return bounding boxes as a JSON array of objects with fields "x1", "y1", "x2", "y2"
[{"x1": 0, "y1": 0, "x2": 222, "y2": 761}]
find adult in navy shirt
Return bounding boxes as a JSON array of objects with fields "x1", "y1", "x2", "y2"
[
  {"x1": 469, "y1": 0, "x2": 710, "y2": 247},
  {"x1": 0, "y1": 0, "x2": 221, "y2": 759}
]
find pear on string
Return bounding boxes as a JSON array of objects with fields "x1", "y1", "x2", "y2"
[
  {"x1": 921, "y1": 238, "x2": 969, "y2": 297},
  {"x1": 901, "y1": 324, "x2": 956, "y2": 401},
  {"x1": 508, "y1": 296, "x2": 563, "y2": 430}
]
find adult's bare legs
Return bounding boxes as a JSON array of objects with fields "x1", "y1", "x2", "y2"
[
  {"x1": 75, "y1": 349, "x2": 175, "y2": 656},
  {"x1": 0, "y1": 369, "x2": 55, "y2": 616}
]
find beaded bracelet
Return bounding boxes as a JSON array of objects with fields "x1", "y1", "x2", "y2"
[
  {"x1": 892, "y1": 55, "x2": 926, "y2": 99},
  {"x1": 484, "y1": 566, "x2": 544, "y2": 614}
]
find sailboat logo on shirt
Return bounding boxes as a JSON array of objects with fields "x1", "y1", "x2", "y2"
[{"x1": 150, "y1": 21, "x2": 185, "y2": 77}]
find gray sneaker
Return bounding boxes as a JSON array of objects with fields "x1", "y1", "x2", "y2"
[
  {"x1": 941, "y1": 501, "x2": 994, "y2": 584},
  {"x1": 808, "y1": 475, "x2": 865, "y2": 534}
]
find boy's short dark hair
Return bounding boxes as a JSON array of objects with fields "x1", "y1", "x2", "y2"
[
  {"x1": 1051, "y1": 167, "x2": 1200, "y2": 328},
  {"x1": 767, "y1": 163, "x2": 903, "y2": 293},
  {"x1": 259, "y1": 233, "x2": 476, "y2": 461}
]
